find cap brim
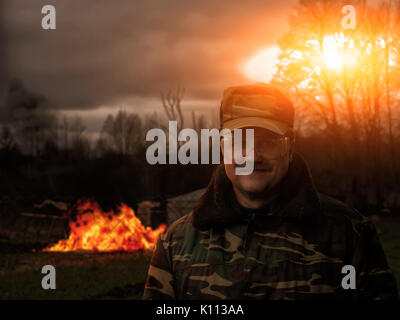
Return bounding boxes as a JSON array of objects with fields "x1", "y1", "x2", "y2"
[{"x1": 223, "y1": 117, "x2": 290, "y2": 135}]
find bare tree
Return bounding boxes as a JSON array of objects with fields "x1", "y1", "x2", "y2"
[
  {"x1": 161, "y1": 86, "x2": 185, "y2": 132},
  {"x1": 101, "y1": 109, "x2": 144, "y2": 155},
  {"x1": 59, "y1": 115, "x2": 70, "y2": 150}
]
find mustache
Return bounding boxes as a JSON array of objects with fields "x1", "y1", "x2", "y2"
[
  {"x1": 235, "y1": 161, "x2": 273, "y2": 171},
  {"x1": 254, "y1": 164, "x2": 273, "y2": 171}
]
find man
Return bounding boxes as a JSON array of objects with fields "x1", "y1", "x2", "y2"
[{"x1": 142, "y1": 84, "x2": 398, "y2": 300}]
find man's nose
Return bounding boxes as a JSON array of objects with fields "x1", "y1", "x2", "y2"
[
  {"x1": 253, "y1": 148, "x2": 266, "y2": 162},
  {"x1": 253, "y1": 138, "x2": 266, "y2": 156}
]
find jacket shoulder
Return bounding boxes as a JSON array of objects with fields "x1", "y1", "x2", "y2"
[
  {"x1": 318, "y1": 193, "x2": 369, "y2": 225},
  {"x1": 160, "y1": 211, "x2": 201, "y2": 242},
  {"x1": 316, "y1": 193, "x2": 376, "y2": 248}
]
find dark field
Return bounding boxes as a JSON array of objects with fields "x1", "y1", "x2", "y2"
[
  {"x1": 0, "y1": 218, "x2": 399, "y2": 300},
  {"x1": 0, "y1": 250, "x2": 152, "y2": 299},
  {"x1": 375, "y1": 218, "x2": 400, "y2": 293}
]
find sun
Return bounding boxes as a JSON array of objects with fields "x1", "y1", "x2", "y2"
[
  {"x1": 243, "y1": 32, "x2": 393, "y2": 85},
  {"x1": 242, "y1": 46, "x2": 281, "y2": 82},
  {"x1": 322, "y1": 33, "x2": 357, "y2": 71}
]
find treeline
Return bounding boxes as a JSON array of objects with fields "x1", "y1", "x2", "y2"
[
  {"x1": 0, "y1": 82, "x2": 214, "y2": 160},
  {"x1": 0, "y1": 82, "x2": 217, "y2": 217}
]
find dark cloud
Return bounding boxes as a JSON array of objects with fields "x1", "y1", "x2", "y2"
[
  {"x1": 2, "y1": 0, "x2": 295, "y2": 111},
  {"x1": 6, "y1": 79, "x2": 46, "y2": 111},
  {"x1": 0, "y1": 79, "x2": 45, "y2": 123},
  {"x1": 0, "y1": 78, "x2": 52, "y2": 125}
]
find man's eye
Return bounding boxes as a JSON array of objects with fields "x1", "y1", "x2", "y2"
[{"x1": 262, "y1": 139, "x2": 283, "y2": 149}]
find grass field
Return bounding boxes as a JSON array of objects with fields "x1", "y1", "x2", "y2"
[
  {"x1": 375, "y1": 218, "x2": 400, "y2": 294},
  {"x1": 0, "y1": 250, "x2": 152, "y2": 299},
  {"x1": 0, "y1": 218, "x2": 399, "y2": 300}
]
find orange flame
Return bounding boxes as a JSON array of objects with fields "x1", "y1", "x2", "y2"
[{"x1": 44, "y1": 199, "x2": 166, "y2": 252}]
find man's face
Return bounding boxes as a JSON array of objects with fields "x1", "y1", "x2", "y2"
[{"x1": 222, "y1": 127, "x2": 294, "y2": 194}]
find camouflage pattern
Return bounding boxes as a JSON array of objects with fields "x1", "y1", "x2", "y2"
[{"x1": 143, "y1": 153, "x2": 398, "y2": 300}]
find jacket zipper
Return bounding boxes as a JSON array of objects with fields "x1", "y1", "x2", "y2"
[{"x1": 242, "y1": 213, "x2": 256, "y2": 253}]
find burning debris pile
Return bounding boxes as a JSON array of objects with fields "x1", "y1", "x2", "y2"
[{"x1": 44, "y1": 199, "x2": 165, "y2": 252}]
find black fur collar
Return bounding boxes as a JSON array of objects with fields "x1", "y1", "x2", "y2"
[{"x1": 192, "y1": 152, "x2": 321, "y2": 230}]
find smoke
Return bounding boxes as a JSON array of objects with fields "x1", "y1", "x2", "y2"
[
  {"x1": 0, "y1": 79, "x2": 47, "y2": 122},
  {"x1": 6, "y1": 79, "x2": 46, "y2": 111},
  {"x1": 0, "y1": 79, "x2": 56, "y2": 154}
]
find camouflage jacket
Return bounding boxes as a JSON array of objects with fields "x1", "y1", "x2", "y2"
[{"x1": 143, "y1": 153, "x2": 398, "y2": 300}]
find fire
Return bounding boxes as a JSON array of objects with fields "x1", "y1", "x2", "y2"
[{"x1": 44, "y1": 199, "x2": 166, "y2": 252}]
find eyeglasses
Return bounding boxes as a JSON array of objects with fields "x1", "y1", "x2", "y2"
[
  {"x1": 255, "y1": 136, "x2": 291, "y2": 159},
  {"x1": 223, "y1": 134, "x2": 291, "y2": 160}
]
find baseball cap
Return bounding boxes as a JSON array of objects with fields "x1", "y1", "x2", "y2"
[{"x1": 220, "y1": 83, "x2": 294, "y2": 135}]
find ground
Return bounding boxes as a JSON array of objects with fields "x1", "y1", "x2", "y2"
[
  {"x1": 0, "y1": 251, "x2": 152, "y2": 299},
  {"x1": 375, "y1": 218, "x2": 400, "y2": 294},
  {"x1": 0, "y1": 218, "x2": 399, "y2": 299}
]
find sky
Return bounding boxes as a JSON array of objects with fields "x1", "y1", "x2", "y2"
[{"x1": 1, "y1": 0, "x2": 296, "y2": 134}]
